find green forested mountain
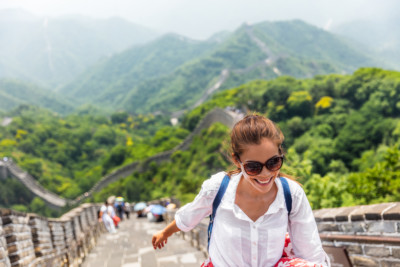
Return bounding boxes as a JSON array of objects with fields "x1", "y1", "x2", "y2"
[
  {"x1": 59, "y1": 34, "x2": 219, "y2": 109},
  {"x1": 61, "y1": 20, "x2": 380, "y2": 115},
  {"x1": 93, "y1": 68, "x2": 400, "y2": 209},
  {"x1": 0, "y1": 9, "x2": 159, "y2": 89},
  {"x1": 0, "y1": 79, "x2": 75, "y2": 114}
]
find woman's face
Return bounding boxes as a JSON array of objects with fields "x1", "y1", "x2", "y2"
[{"x1": 234, "y1": 138, "x2": 280, "y2": 195}]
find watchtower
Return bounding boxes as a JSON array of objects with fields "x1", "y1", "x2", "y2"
[{"x1": 0, "y1": 160, "x2": 8, "y2": 180}]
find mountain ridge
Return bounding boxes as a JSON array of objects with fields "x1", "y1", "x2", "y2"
[{"x1": 63, "y1": 19, "x2": 380, "y2": 114}]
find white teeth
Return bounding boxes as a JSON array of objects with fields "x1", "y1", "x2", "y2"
[{"x1": 256, "y1": 179, "x2": 271, "y2": 184}]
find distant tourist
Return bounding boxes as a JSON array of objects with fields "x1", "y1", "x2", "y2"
[
  {"x1": 152, "y1": 114, "x2": 330, "y2": 266},
  {"x1": 99, "y1": 201, "x2": 116, "y2": 234},
  {"x1": 124, "y1": 202, "x2": 131, "y2": 219},
  {"x1": 115, "y1": 197, "x2": 125, "y2": 221}
]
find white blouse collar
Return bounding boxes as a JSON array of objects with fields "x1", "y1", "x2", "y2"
[{"x1": 226, "y1": 172, "x2": 288, "y2": 221}]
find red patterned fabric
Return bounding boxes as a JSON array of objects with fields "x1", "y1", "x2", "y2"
[
  {"x1": 274, "y1": 233, "x2": 321, "y2": 267},
  {"x1": 201, "y1": 258, "x2": 214, "y2": 267},
  {"x1": 201, "y1": 234, "x2": 322, "y2": 267}
]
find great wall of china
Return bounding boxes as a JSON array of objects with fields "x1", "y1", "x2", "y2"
[{"x1": 2, "y1": 107, "x2": 400, "y2": 266}]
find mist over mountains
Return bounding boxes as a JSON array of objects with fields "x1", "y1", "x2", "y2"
[
  {"x1": 0, "y1": 9, "x2": 160, "y2": 89},
  {"x1": 0, "y1": 8, "x2": 399, "y2": 115},
  {"x1": 332, "y1": 17, "x2": 400, "y2": 69}
]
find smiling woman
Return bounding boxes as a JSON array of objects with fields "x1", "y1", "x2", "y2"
[{"x1": 152, "y1": 113, "x2": 330, "y2": 267}]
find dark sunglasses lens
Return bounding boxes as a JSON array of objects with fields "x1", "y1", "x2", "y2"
[
  {"x1": 244, "y1": 162, "x2": 263, "y2": 175},
  {"x1": 266, "y1": 157, "x2": 283, "y2": 171}
]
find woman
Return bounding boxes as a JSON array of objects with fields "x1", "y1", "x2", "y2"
[{"x1": 152, "y1": 114, "x2": 330, "y2": 266}]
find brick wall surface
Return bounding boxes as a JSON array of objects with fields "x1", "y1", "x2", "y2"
[
  {"x1": 0, "y1": 204, "x2": 105, "y2": 267},
  {"x1": 48, "y1": 219, "x2": 66, "y2": 255},
  {"x1": 0, "y1": 216, "x2": 11, "y2": 267},
  {"x1": 0, "y1": 209, "x2": 36, "y2": 267},
  {"x1": 28, "y1": 214, "x2": 54, "y2": 259},
  {"x1": 313, "y1": 203, "x2": 400, "y2": 267}
]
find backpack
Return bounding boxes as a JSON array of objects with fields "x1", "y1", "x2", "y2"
[{"x1": 207, "y1": 175, "x2": 292, "y2": 250}]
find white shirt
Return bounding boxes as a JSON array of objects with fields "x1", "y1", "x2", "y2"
[
  {"x1": 100, "y1": 205, "x2": 111, "y2": 221},
  {"x1": 107, "y1": 205, "x2": 116, "y2": 217},
  {"x1": 175, "y1": 171, "x2": 330, "y2": 267}
]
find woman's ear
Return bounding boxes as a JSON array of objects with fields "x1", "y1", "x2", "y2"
[{"x1": 232, "y1": 153, "x2": 241, "y2": 168}]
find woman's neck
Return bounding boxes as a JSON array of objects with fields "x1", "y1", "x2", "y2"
[{"x1": 237, "y1": 175, "x2": 277, "y2": 200}]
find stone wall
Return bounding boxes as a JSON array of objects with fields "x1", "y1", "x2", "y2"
[
  {"x1": 164, "y1": 202, "x2": 400, "y2": 267},
  {"x1": 0, "y1": 203, "x2": 104, "y2": 267},
  {"x1": 315, "y1": 202, "x2": 400, "y2": 267},
  {"x1": 0, "y1": 215, "x2": 11, "y2": 267}
]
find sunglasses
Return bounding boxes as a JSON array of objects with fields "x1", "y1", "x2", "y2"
[{"x1": 238, "y1": 155, "x2": 284, "y2": 176}]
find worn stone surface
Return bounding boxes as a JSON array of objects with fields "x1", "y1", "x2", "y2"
[
  {"x1": 339, "y1": 221, "x2": 367, "y2": 233},
  {"x1": 5, "y1": 233, "x2": 32, "y2": 243},
  {"x1": 2, "y1": 224, "x2": 30, "y2": 235},
  {"x1": 317, "y1": 223, "x2": 340, "y2": 232},
  {"x1": 334, "y1": 242, "x2": 363, "y2": 254},
  {"x1": 364, "y1": 245, "x2": 391, "y2": 257},
  {"x1": 330, "y1": 206, "x2": 359, "y2": 222},
  {"x1": 350, "y1": 205, "x2": 372, "y2": 221},
  {"x1": 384, "y1": 204, "x2": 400, "y2": 220},
  {"x1": 363, "y1": 203, "x2": 396, "y2": 220},
  {"x1": 313, "y1": 208, "x2": 337, "y2": 222},
  {"x1": 367, "y1": 221, "x2": 397, "y2": 233},
  {"x1": 351, "y1": 255, "x2": 380, "y2": 267},
  {"x1": 82, "y1": 217, "x2": 206, "y2": 267},
  {"x1": 381, "y1": 260, "x2": 400, "y2": 267},
  {"x1": 392, "y1": 248, "x2": 400, "y2": 259}
]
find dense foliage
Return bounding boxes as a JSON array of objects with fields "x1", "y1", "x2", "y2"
[
  {"x1": 0, "y1": 105, "x2": 188, "y2": 213},
  {"x1": 94, "y1": 68, "x2": 400, "y2": 209},
  {"x1": 2, "y1": 67, "x2": 400, "y2": 216}
]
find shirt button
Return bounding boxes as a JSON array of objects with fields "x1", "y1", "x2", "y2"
[
  {"x1": 253, "y1": 225, "x2": 256, "y2": 229},
  {"x1": 253, "y1": 241, "x2": 256, "y2": 245}
]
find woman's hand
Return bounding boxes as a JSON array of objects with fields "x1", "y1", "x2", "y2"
[
  {"x1": 151, "y1": 219, "x2": 181, "y2": 250},
  {"x1": 152, "y1": 230, "x2": 169, "y2": 249}
]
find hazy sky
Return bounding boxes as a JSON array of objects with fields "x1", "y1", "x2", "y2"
[{"x1": 0, "y1": 0, "x2": 398, "y2": 39}]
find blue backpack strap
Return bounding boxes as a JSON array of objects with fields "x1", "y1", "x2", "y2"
[
  {"x1": 207, "y1": 174, "x2": 230, "y2": 250},
  {"x1": 279, "y1": 177, "x2": 292, "y2": 215}
]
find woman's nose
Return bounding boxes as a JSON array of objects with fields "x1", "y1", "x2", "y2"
[{"x1": 260, "y1": 165, "x2": 272, "y2": 176}]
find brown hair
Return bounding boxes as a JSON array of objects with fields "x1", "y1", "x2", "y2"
[{"x1": 227, "y1": 114, "x2": 285, "y2": 177}]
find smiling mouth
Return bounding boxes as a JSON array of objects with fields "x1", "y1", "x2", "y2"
[{"x1": 254, "y1": 178, "x2": 273, "y2": 185}]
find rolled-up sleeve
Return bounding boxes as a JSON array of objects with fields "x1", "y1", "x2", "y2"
[
  {"x1": 175, "y1": 172, "x2": 225, "y2": 232},
  {"x1": 288, "y1": 184, "x2": 331, "y2": 266}
]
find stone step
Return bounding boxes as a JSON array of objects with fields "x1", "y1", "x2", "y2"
[{"x1": 82, "y1": 217, "x2": 206, "y2": 267}]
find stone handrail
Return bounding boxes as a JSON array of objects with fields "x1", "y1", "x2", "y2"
[
  {"x1": 164, "y1": 202, "x2": 400, "y2": 267},
  {"x1": 0, "y1": 203, "x2": 103, "y2": 267},
  {"x1": 0, "y1": 108, "x2": 244, "y2": 208}
]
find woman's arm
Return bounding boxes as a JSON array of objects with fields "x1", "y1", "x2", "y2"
[
  {"x1": 151, "y1": 172, "x2": 227, "y2": 249},
  {"x1": 152, "y1": 219, "x2": 181, "y2": 249},
  {"x1": 288, "y1": 185, "x2": 330, "y2": 266}
]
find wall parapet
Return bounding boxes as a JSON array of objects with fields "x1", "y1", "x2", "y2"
[
  {"x1": 164, "y1": 202, "x2": 400, "y2": 267},
  {"x1": 0, "y1": 203, "x2": 104, "y2": 267}
]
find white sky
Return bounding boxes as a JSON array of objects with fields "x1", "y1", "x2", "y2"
[{"x1": 0, "y1": 0, "x2": 398, "y2": 40}]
